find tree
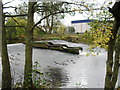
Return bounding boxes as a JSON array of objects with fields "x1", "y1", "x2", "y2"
[
  {"x1": 36, "y1": 2, "x2": 71, "y2": 34},
  {"x1": 52, "y1": 21, "x2": 66, "y2": 34},
  {"x1": 104, "y1": 1, "x2": 120, "y2": 89},
  {"x1": 23, "y1": 0, "x2": 37, "y2": 88},
  {"x1": 86, "y1": 1, "x2": 120, "y2": 89},
  {"x1": 21, "y1": 0, "x2": 94, "y2": 88},
  {"x1": 68, "y1": 26, "x2": 75, "y2": 34},
  {"x1": 1, "y1": 0, "x2": 28, "y2": 89},
  {"x1": 88, "y1": 1, "x2": 113, "y2": 49},
  {"x1": 0, "y1": 0, "x2": 2, "y2": 56},
  {"x1": 34, "y1": 1, "x2": 92, "y2": 34},
  {"x1": 1, "y1": 0, "x2": 12, "y2": 89}
]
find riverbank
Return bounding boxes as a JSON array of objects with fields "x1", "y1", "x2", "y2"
[
  {"x1": 34, "y1": 33, "x2": 93, "y2": 45},
  {"x1": 7, "y1": 33, "x2": 94, "y2": 45}
]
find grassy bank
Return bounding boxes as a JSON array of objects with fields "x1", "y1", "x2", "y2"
[
  {"x1": 7, "y1": 33, "x2": 94, "y2": 45},
  {"x1": 34, "y1": 33, "x2": 93, "y2": 45}
]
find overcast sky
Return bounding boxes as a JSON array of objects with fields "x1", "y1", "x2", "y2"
[{"x1": 2, "y1": 0, "x2": 114, "y2": 26}]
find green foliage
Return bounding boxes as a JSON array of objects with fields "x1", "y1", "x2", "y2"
[
  {"x1": 53, "y1": 22, "x2": 67, "y2": 34},
  {"x1": 36, "y1": 2, "x2": 72, "y2": 19},
  {"x1": 68, "y1": 26, "x2": 75, "y2": 34},
  {"x1": 36, "y1": 2, "x2": 67, "y2": 33},
  {"x1": 6, "y1": 18, "x2": 16, "y2": 39},
  {"x1": 88, "y1": 20, "x2": 113, "y2": 49},
  {"x1": 6, "y1": 17, "x2": 27, "y2": 41},
  {"x1": 32, "y1": 62, "x2": 51, "y2": 88},
  {"x1": 15, "y1": 18, "x2": 27, "y2": 38},
  {"x1": 34, "y1": 33, "x2": 93, "y2": 44},
  {"x1": 22, "y1": 61, "x2": 51, "y2": 88},
  {"x1": 34, "y1": 28, "x2": 46, "y2": 36},
  {"x1": 35, "y1": 2, "x2": 79, "y2": 34},
  {"x1": 88, "y1": 1, "x2": 114, "y2": 50}
]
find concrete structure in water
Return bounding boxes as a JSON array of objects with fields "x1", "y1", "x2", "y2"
[{"x1": 71, "y1": 19, "x2": 93, "y2": 33}]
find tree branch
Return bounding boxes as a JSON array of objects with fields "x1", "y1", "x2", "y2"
[
  {"x1": 4, "y1": 12, "x2": 27, "y2": 30},
  {"x1": 108, "y1": 1, "x2": 120, "y2": 22},
  {"x1": 32, "y1": 10, "x2": 77, "y2": 30},
  {"x1": 32, "y1": 1, "x2": 102, "y2": 31},
  {"x1": 5, "y1": 14, "x2": 27, "y2": 17},
  {"x1": 3, "y1": 6, "x2": 17, "y2": 9},
  {"x1": 5, "y1": 25, "x2": 26, "y2": 29},
  {"x1": 11, "y1": 17, "x2": 26, "y2": 30},
  {"x1": 62, "y1": 2, "x2": 90, "y2": 11},
  {"x1": 3, "y1": 0, "x2": 15, "y2": 6}
]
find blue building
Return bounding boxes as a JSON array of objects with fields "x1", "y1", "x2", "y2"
[{"x1": 71, "y1": 19, "x2": 93, "y2": 33}]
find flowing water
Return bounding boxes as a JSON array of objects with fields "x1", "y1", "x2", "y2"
[{"x1": 0, "y1": 40, "x2": 118, "y2": 88}]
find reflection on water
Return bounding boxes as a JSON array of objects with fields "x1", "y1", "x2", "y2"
[{"x1": 45, "y1": 67, "x2": 69, "y2": 88}]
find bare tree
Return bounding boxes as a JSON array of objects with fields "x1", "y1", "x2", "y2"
[{"x1": 1, "y1": 0, "x2": 27, "y2": 89}]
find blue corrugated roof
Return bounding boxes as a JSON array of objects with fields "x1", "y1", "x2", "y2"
[{"x1": 71, "y1": 19, "x2": 93, "y2": 23}]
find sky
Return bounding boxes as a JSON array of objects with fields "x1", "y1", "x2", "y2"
[{"x1": 2, "y1": 0, "x2": 115, "y2": 26}]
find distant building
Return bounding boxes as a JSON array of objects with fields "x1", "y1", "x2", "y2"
[{"x1": 71, "y1": 19, "x2": 93, "y2": 33}]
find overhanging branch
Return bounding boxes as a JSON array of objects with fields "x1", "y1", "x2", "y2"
[{"x1": 5, "y1": 14, "x2": 27, "y2": 17}]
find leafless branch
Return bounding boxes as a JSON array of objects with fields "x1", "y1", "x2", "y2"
[
  {"x1": 3, "y1": 0, "x2": 15, "y2": 6},
  {"x1": 3, "y1": 6, "x2": 17, "y2": 9}
]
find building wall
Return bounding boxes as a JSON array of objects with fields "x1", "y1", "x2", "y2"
[
  {"x1": 71, "y1": 20, "x2": 92, "y2": 33},
  {"x1": 71, "y1": 22, "x2": 91, "y2": 33}
]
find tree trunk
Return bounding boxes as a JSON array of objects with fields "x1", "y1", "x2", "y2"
[
  {"x1": 0, "y1": 0, "x2": 2, "y2": 56},
  {"x1": 1, "y1": 2, "x2": 12, "y2": 89},
  {"x1": 111, "y1": 32, "x2": 120, "y2": 88},
  {"x1": 23, "y1": 1, "x2": 36, "y2": 88},
  {"x1": 49, "y1": 15, "x2": 54, "y2": 34},
  {"x1": 104, "y1": 1, "x2": 120, "y2": 89},
  {"x1": 46, "y1": 12, "x2": 50, "y2": 33},
  {"x1": 105, "y1": 20, "x2": 120, "y2": 89}
]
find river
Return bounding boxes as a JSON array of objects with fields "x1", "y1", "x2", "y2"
[{"x1": 0, "y1": 40, "x2": 119, "y2": 88}]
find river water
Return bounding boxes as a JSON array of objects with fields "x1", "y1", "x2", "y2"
[{"x1": 0, "y1": 40, "x2": 118, "y2": 88}]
